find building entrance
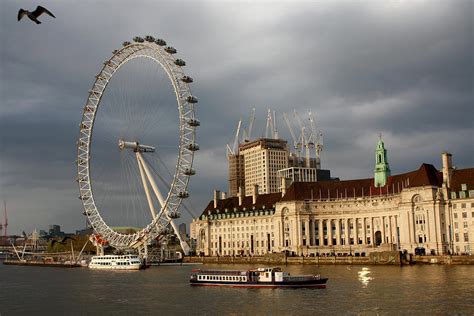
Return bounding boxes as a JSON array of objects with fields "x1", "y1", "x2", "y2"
[{"x1": 375, "y1": 231, "x2": 382, "y2": 246}]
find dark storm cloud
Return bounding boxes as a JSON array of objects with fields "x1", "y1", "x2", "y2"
[{"x1": 1, "y1": 1, "x2": 472, "y2": 234}]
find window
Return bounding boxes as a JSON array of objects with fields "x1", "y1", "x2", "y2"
[
  {"x1": 462, "y1": 212, "x2": 467, "y2": 218},
  {"x1": 463, "y1": 222, "x2": 468, "y2": 228},
  {"x1": 454, "y1": 213, "x2": 458, "y2": 219},
  {"x1": 461, "y1": 203, "x2": 466, "y2": 208},
  {"x1": 464, "y1": 233, "x2": 469, "y2": 242},
  {"x1": 454, "y1": 223, "x2": 459, "y2": 229},
  {"x1": 455, "y1": 233, "x2": 459, "y2": 242}
]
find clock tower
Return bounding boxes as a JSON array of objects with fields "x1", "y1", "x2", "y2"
[{"x1": 374, "y1": 136, "x2": 391, "y2": 187}]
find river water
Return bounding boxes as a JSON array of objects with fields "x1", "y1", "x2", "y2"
[{"x1": 0, "y1": 263, "x2": 472, "y2": 315}]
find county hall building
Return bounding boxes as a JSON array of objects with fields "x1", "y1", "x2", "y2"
[{"x1": 190, "y1": 139, "x2": 474, "y2": 257}]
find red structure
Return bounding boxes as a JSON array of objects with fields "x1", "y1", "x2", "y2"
[{"x1": 3, "y1": 200, "x2": 7, "y2": 242}]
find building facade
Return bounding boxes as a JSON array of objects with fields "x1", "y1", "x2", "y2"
[
  {"x1": 228, "y1": 154, "x2": 245, "y2": 197},
  {"x1": 240, "y1": 138, "x2": 289, "y2": 196},
  {"x1": 191, "y1": 151, "x2": 474, "y2": 256}
]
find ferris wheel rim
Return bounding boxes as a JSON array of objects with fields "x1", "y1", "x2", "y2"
[{"x1": 76, "y1": 39, "x2": 198, "y2": 249}]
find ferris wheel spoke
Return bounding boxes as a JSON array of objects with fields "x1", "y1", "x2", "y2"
[
  {"x1": 136, "y1": 152, "x2": 166, "y2": 211},
  {"x1": 136, "y1": 152, "x2": 157, "y2": 220},
  {"x1": 144, "y1": 154, "x2": 196, "y2": 219}
]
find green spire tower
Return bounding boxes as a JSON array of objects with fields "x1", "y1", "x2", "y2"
[{"x1": 374, "y1": 136, "x2": 391, "y2": 187}]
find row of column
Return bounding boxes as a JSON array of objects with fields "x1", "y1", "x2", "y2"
[{"x1": 302, "y1": 215, "x2": 398, "y2": 247}]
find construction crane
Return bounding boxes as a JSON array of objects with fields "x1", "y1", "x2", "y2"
[
  {"x1": 242, "y1": 108, "x2": 255, "y2": 143},
  {"x1": 3, "y1": 200, "x2": 7, "y2": 242},
  {"x1": 293, "y1": 110, "x2": 312, "y2": 168},
  {"x1": 265, "y1": 109, "x2": 272, "y2": 138},
  {"x1": 308, "y1": 111, "x2": 323, "y2": 170},
  {"x1": 273, "y1": 110, "x2": 279, "y2": 139},
  {"x1": 283, "y1": 112, "x2": 302, "y2": 158},
  {"x1": 264, "y1": 108, "x2": 279, "y2": 139},
  {"x1": 227, "y1": 119, "x2": 242, "y2": 156}
]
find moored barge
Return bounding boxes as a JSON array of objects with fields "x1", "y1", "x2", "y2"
[{"x1": 190, "y1": 267, "x2": 328, "y2": 288}]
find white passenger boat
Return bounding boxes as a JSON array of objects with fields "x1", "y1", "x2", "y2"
[
  {"x1": 190, "y1": 267, "x2": 328, "y2": 288},
  {"x1": 88, "y1": 255, "x2": 143, "y2": 270}
]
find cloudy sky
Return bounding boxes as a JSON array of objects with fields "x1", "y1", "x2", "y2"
[{"x1": 1, "y1": 0, "x2": 472, "y2": 235}]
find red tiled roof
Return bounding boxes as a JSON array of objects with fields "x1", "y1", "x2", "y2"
[
  {"x1": 197, "y1": 164, "x2": 463, "y2": 216},
  {"x1": 450, "y1": 168, "x2": 474, "y2": 191},
  {"x1": 201, "y1": 192, "x2": 282, "y2": 216},
  {"x1": 281, "y1": 163, "x2": 442, "y2": 202}
]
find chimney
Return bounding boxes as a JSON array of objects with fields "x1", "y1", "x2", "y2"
[
  {"x1": 280, "y1": 177, "x2": 290, "y2": 197},
  {"x1": 221, "y1": 192, "x2": 227, "y2": 200},
  {"x1": 238, "y1": 187, "x2": 243, "y2": 206},
  {"x1": 252, "y1": 184, "x2": 259, "y2": 205},
  {"x1": 213, "y1": 190, "x2": 220, "y2": 208},
  {"x1": 442, "y1": 152, "x2": 453, "y2": 189}
]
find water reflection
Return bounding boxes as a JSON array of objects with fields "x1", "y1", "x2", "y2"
[{"x1": 358, "y1": 267, "x2": 373, "y2": 287}]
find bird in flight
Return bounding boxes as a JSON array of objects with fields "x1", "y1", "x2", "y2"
[
  {"x1": 50, "y1": 236, "x2": 75, "y2": 247},
  {"x1": 18, "y1": 6, "x2": 55, "y2": 24}
]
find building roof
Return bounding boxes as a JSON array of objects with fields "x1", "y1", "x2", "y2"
[
  {"x1": 239, "y1": 138, "x2": 288, "y2": 151},
  {"x1": 198, "y1": 164, "x2": 473, "y2": 217},
  {"x1": 451, "y1": 168, "x2": 474, "y2": 191},
  {"x1": 201, "y1": 193, "x2": 282, "y2": 216},
  {"x1": 281, "y1": 163, "x2": 443, "y2": 201}
]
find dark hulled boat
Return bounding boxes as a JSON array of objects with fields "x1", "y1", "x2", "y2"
[{"x1": 190, "y1": 267, "x2": 328, "y2": 288}]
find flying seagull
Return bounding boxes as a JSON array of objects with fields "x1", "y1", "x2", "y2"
[
  {"x1": 18, "y1": 6, "x2": 55, "y2": 24},
  {"x1": 50, "y1": 236, "x2": 75, "y2": 247}
]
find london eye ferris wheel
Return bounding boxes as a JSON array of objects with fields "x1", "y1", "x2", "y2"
[{"x1": 76, "y1": 36, "x2": 199, "y2": 253}]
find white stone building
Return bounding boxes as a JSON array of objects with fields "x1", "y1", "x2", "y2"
[{"x1": 191, "y1": 149, "x2": 473, "y2": 256}]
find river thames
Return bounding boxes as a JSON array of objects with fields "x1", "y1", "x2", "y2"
[{"x1": 1, "y1": 263, "x2": 473, "y2": 315}]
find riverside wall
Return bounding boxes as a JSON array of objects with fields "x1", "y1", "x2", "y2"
[
  {"x1": 184, "y1": 251, "x2": 401, "y2": 265},
  {"x1": 184, "y1": 253, "x2": 474, "y2": 265},
  {"x1": 410, "y1": 255, "x2": 474, "y2": 265}
]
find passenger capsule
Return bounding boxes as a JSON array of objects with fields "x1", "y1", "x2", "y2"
[
  {"x1": 178, "y1": 191, "x2": 190, "y2": 199},
  {"x1": 167, "y1": 211, "x2": 181, "y2": 219},
  {"x1": 186, "y1": 96, "x2": 198, "y2": 104},
  {"x1": 174, "y1": 59, "x2": 186, "y2": 67},
  {"x1": 181, "y1": 76, "x2": 193, "y2": 83},
  {"x1": 122, "y1": 41, "x2": 131, "y2": 47},
  {"x1": 112, "y1": 49, "x2": 119, "y2": 54},
  {"x1": 183, "y1": 168, "x2": 196, "y2": 176},
  {"x1": 164, "y1": 46, "x2": 177, "y2": 54},
  {"x1": 186, "y1": 143, "x2": 200, "y2": 151},
  {"x1": 144, "y1": 35, "x2": 155, "y2": 42},
  {"x1": 133, "y1": 36, "x2": 144, "y2": 43},
  {"x1": 155, "y1": 38, "x2": 167, "y2": 46},
  {"x1": 187, "y1": 119, "x2": 200, "y2": 127}
]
